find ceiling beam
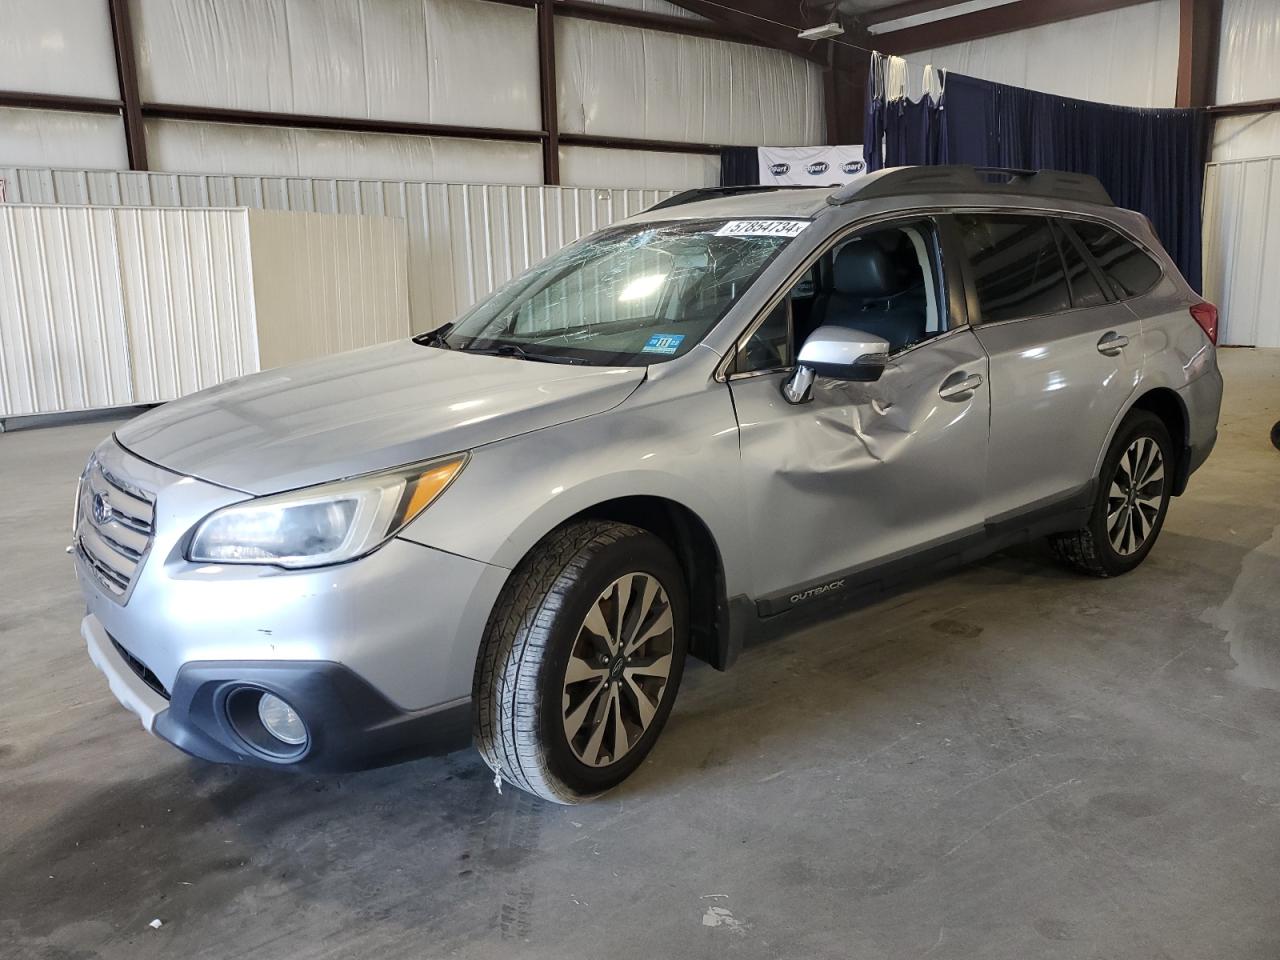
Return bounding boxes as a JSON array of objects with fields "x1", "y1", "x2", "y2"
[
  {"x1": 864, "y1": 0, "x2": 984, "y2": 28},
  {"x1": 874, "y1": 0, "x2": 1153, "y2": 54},
  {"x1": 0, "y1": 91, "x2": 123, "y2": 114},
  {"x1": 661, "y1": 0, "x2": 829, "y2": 63},
  {"x1": 537, "y1": 0, "x2": 560, "y2": 184},
  {"x1": 1175, "y1": 0, "x2": 1222, "y2": 108},
  {"x1": 554, "y1": 0, "x2": 765, "y2": 46},
  {"x1": 1205, "y1": 97, "x2": 1280, "y2": 117},
  {"x1": 141, "y1": 103, "x2": 547, "y2": 144},
  {"x1": 559, "y1": 132, "x2": 724, "y2": 155},
  {"x1": 107, "y1": 0, "x2": 148, "y2": 170}
]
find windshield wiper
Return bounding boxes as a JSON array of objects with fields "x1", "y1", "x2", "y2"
[
  {"x1": 412, "y1": 323, "x2": 454, "y2": 348},
  {"x1": 460, "y1": 343, "x2": 585, "y2": 365}
]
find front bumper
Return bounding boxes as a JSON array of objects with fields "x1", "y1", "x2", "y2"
[
  {"x1": 75, "y1": 437, "x2": 509, "y2": 771},
  {"x1": 84, "y1": 613, "x2": 472, "y2": 771}
]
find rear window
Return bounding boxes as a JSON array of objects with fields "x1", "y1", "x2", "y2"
[
  {"x1": 955, "y1": 214, "x2": 1072, "y2": 323},
  {"x1": 1065, "y1": 220, "x2": 1163, "y2": 298}
]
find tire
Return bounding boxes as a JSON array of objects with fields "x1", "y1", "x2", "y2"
[
  {"x1": 1049, "y1": 409, "x2": 1173, "y2": 577},
  {"x1": 473, "y1": 520, "x2": 689, "y2": 803}
]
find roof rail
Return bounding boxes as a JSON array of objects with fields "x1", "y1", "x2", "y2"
[
  {"x1": 827, "y1": 165, "x2": 1114, "y2": 207},
  {"x1": 645, "y1": 185, "x2": 794, "y2": 212}
]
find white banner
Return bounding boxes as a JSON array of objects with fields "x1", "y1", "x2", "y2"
[{"x1": 758, "y1": 145, "x2": 867, "y2": 186}]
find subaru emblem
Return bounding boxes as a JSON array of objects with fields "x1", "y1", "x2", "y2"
[{"x1": 92, "y1": 492, "x2": 112, "y2": 525}]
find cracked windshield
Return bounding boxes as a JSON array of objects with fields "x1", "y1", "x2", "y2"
[{"x1": 438, "y1": 219, "x2": 808, "y2": 365}]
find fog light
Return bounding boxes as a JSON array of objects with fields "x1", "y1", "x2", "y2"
[{"x1": 257, "y1": 693, "x2": 307, "y2": 746}]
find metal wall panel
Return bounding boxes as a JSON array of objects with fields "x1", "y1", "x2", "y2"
[
  {"x1": 0, "y1": 206, "x2": 133, "y2": 416},
  {"x1": 1, "y1": 168, "x2": 675, "y2": 333},
  {"x1": 113, "y1": 207, "x2": 259, "y2": 403},
  {"x1": 904, "y1": 0, "x2": 1179, "y2": 108},
  {"x1": 247, "y1": 209, "x2": 410, "y2": 368},
  {"x1": 0, "y1": 205, "x2": 257, "y2": 417},
  {"x1": 1202, "y1": 157, "x2": 1280, "y2": 347}
]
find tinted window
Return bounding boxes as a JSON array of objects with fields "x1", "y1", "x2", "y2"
[
  {"x1": 955, "y1": 214, "x2": 1072, "y2": 323},
  {"x1": 1067, "y1": 220, "x2": 1163, "y2": 298},
  {"x1": 1053, "y1": 221, "x2": 1108, "y2": 307}
]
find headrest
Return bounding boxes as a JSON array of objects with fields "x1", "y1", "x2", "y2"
[{"x1": 833, "y1": 241, "x2": 898, "y2": 297}]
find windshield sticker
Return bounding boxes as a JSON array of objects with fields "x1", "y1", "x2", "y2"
[
  {"x1": 642, "y1": 334, "x2": 686, "y2": 355},
  {"x1": 715, "y1": 219, "x2": 809, "y2": 239}
]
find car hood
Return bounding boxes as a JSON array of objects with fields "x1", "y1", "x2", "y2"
[{"x1": 116, "y1": 341, "x2": 646, "y2": 494}]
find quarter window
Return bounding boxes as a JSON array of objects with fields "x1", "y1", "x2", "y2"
[
  {"x1": 1053, "y1": 221, "x2": 1109, "y2": 308},
  {"x1": 955, "y1": 214, "x2": 1072, "y2": 323},
  {"x1": 1065, "y1": 220, "x2": 1163, "y2": 298}
]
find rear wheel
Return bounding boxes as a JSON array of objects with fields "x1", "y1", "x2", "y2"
[
  {"x1": 473, "y1": 520, "x2": 688, "y2": 803},
  {"x1": 1049, "y1": 409, "x2": 1173, "y2": 577}
]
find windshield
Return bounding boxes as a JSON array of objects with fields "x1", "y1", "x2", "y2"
[{"x1": 439, "y1": 218, "x2": 807, "y2": 365}]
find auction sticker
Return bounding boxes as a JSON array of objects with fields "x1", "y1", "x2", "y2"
[
  {"x1": 715, "y1": 219, "x2": 809, "y2": 238},
  {"x1": 642, "y1": 333, "x2": 686, "y2": 355}
]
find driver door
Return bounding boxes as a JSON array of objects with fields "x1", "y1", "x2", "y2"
[{"x1": 726, "y1": 217, "x2": 991, "y2": 613}]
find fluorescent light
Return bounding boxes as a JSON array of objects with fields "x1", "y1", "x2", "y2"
[
  {"x1": 618, "y1": 273, "x2": 667, "y2": 302},
  {"x1": 799, "y1": 23, "x2": 844, "y2": 40}
]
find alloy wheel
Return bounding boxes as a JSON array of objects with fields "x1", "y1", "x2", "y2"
[
  {"x1": 561, "y1": 572, "x2": 674, "y2": 768},
  {"x1": 1106, "y1": 436, "x2": 1165, "y2": 556}
]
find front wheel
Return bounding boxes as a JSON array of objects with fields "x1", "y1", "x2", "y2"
[
  {"x1": 473, "y1": 520, "x2": 688, "y2": 803},
  {"x1": 1049, "y1": 409, "x2": 1173, "y2": 577}
]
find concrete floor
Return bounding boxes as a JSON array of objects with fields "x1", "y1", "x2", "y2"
[{"x1": 2, "y1": 349, "x2": 1278, "y2": 960}]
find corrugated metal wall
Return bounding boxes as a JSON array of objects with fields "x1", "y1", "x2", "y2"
[
  {"x1": 0, "y1": 203, "x2": 414, "y2": 418},
  {"x1": 1, "y1": 167, "x2": 675, "y2": 333},
  {"x1": 1202, "y1": 157, "x2": 1280, "y2": 348},
  {"x1": 248, "y1": 209, "x2": 410, "y2": 369},
  {"x1": 0, "y1": 204, "x2": 257, "y2": 417}
]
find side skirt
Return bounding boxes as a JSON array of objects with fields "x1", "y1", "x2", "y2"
[{"x1": 728, "y1": 483, "x2": 1094, "y2": 649}]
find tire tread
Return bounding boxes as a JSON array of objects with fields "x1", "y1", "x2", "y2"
[{"x1": 472, "y1": 519, "x2": 648, "y2": 803}]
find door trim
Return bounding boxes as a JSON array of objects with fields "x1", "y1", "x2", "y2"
[{"x1": 752, "y1": 481, "x2": 1094, "y2": 619}]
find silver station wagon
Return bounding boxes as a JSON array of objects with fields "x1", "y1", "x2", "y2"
[{"x1": 74, "y1": 166, "x2": 1222, "y2": 803}]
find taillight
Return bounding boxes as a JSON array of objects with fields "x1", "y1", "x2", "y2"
[{"x1": 1190, "y1": 302, "x2": 1218, "y2": 344}]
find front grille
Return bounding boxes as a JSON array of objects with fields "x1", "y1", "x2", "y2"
[
  {"x1": 76, "y1": 455, "x2": 155, "y2": 601},
  {"x1": 110, "y1": 635, "x2": 170, "y2": 700}
]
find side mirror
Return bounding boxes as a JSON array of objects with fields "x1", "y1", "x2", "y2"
[{"x1": 782, "y1": 326, "x2": 891, "y2": 404}]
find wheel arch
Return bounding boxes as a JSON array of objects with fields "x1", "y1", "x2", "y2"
[
  {"x1": 1125, "y1": 387, "x2": 1191, "y2": 495},
  {"x1": 1096, "y1": 386, "x2": 1190, "y2": 497},
  {"x1": 505, "y1": 494, "x2": 742, "y2": 672}
]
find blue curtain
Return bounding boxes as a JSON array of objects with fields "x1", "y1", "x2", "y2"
[
  {"x1": 864, "y1": 68, "x2": 1208, "y2": 292},
  {"x1": 719, "y1": 147, "x2": 760, "y2": 186}
]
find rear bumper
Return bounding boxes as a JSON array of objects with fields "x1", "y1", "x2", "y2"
[
  {"x1": 84, "y1": 613, "x2": 471, "y2": 771},
  {"x1": 1174, "y1": 359, "x2": 1223, "y2": 494}
]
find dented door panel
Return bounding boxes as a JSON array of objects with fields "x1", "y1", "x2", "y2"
[{"x1": 728, "y1": 329, "x2": 990, "y2": 603}]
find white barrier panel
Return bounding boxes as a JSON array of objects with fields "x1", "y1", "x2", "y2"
[
  {"x1": 1202, "y1": 157, "x2": 1280, "y2": 348},
  {"x1": 1, "y1": 168, "x2": 676, "y2": 334},
  {"x1": 0, "y1": 204, "x2": 409, "y2": 417}
]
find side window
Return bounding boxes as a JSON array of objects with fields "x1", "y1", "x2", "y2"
[
  {"x1": 737, "y1": 296, "x2": 793, "y2": 373},
  {"x1": 1052, "y1": 220, "x2": 1109, "y2": 308},
  {"x1": 1066, "y1": 220, "x2": 1163, "y2": 298},
  {"x1": 955, "y1": 214, "x2": 1072, "y2": 323},
  {"x1": 734, "y1": 220, "x2": 945, "y2": 374}
]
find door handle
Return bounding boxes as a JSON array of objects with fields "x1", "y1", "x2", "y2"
[
  {"x1": 1097, "y1": 331, "x2": 1129, "y2": 356},
  {"x1": 938, "y1": 372, "x2": 983, "y2": 401}
]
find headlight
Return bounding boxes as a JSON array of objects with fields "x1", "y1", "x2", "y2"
[{"x1": 187, "y1": 454, "x2": 467, "y2": 568}]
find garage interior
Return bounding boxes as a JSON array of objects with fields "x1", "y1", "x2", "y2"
[{"x1": 3, "y1": 0, "x2": 1280, "y2": 957}]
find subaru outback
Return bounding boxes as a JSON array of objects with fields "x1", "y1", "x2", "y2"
[{"x1": 73, "y1": 166, "x2": 1222, "y2": 802}]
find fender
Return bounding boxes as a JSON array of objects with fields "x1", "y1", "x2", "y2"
[{"x1": 397, "y1": 383, "x2": 754, "y2": 601}]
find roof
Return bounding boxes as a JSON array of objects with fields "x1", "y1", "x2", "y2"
[
  {"x1": 630, "y1": 166, "x2": 1115, "y2": 223},
  {"x1": 628, "y1": 187, "x2": 833, "y2": 223}
]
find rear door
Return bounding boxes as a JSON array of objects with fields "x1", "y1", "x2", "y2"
[{"x1": 952, "y1": 212, "x2": 1143, "y2": 521}]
